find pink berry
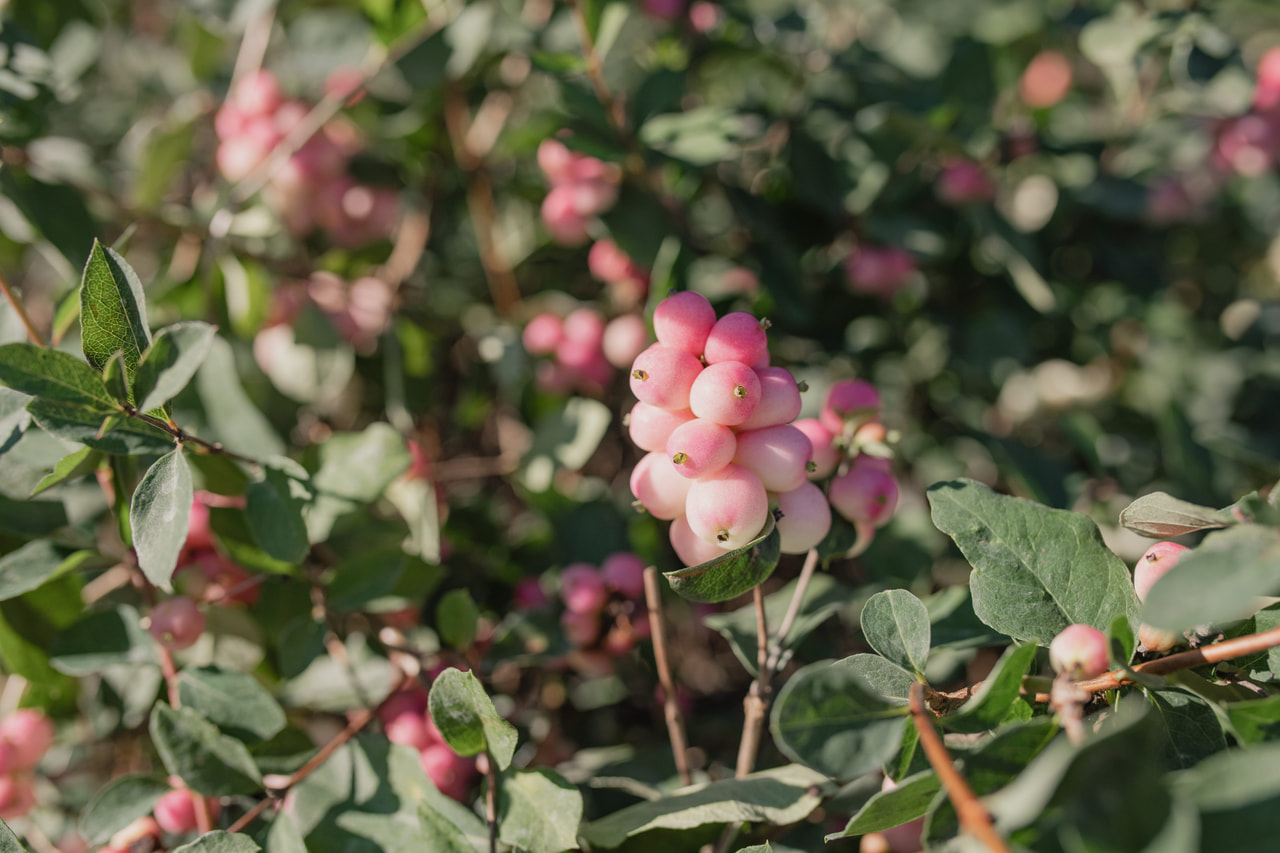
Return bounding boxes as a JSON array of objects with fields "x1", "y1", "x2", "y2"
[
  {"x1": 1215, "y1": 114, "x2": 1279, "y2": 176},
  {"x1": 737, "y1": 367, "x2": 803, "y2": 431},
  {"x1": 1132, "y1": 541, "x2": 1191, "y2": 603},
  {"x1": 148, "y1": 598, "x2": 205, "y2": 651},
  {"x1": 601, "y1": 621, "x2": 636, "y2": 655},
  {"x1": 1020, "y1": 50, "x2": 1072, "y2": 109},
  {"x1": 0, "y1": 776, "x2": 35, "y2": 821},
  {"x1": 689, "y1": 1, "x2": 721, "y2": 32},
  {"x1": 653, "y1": 291, "x2": 716, "y2": 356},
  {"x1": 216, "y1": 135, "x2": 272, "y2": 182},
  {"x1": 774, "y1": 482, "x2": 833, "y2": 555},
  {"x1": 0, "y1": 710, "x2": 53, "y2": 771},
  {"x1": 820, "y1": 379, "x2": 882, "y2": 433},
  {"x1": 230, "y1": 70, "x2": 283, "y2": 118},
  {"x1": 1258, "y1": 47, "x2": 1280, "y2": 110},
  {"x1": 844, "y1": 247, "x2": 915, "y2": 298},
  {"x1": 537, "y1": 139, "x2": 574, "y2": 182},
  {"x1": 688, "y1": 361, "x2": 761, "y2": 426},
  {"x1": 588, "y1": 239, "x2": 639, "y2": 283},
  {"x1": 732, "y1": 424, "x2": 812, "y2": 493},
  {"x1": 793, "y1": 418, "x2": 840, "y2": 479},
  {"x1": 684, "y1": 464, "x2": 770, "y2": 549},
  {"x1": 513, "y1": 577, "x2": 550, "y2": 610},
  {"x1": 419, "y1": 744, "x2": 476, "y2": 801},
  {"x1": 568, "y1": 174, "x2": 619, "y2": 217},
  {"x1": 555, "y1": 335, "x2": 602, "y2": 374},
  {"x1": 1138, "y1": 623, "x2": 1179, "y2": 653},
  {"x1": 629, "y1": 452, "x2": 693, "y2": 520},
  {"x1": 667, "y1": 418, "x2": 737, "y2": 480},
  {"x1": 378, "y1": 689, "x2": 428, "y2": 726},
  {"x1": 153, "y1": 789, "x2": 200, "y2": 835},
  {"x1": 562, "y1": 307, "x2": 606, "y2": 347},
  {"x1": 669, "y1": 514, "x2": 727, "y2": 567},
  {"x1": 561, "y1": 609, "x2": 601, "y2": 647},
  {"x1": 630, "y1": 344, "x2": 704, "y2": 411},
  {"x1": 600, "y1": 552, "x2": 647, "y2": 600},
  {"x1": 1049, "y1": 624, "x2": 1110, "y2": 680},
  {"x1": 702, "y1": 312, "x2": 768, "y2": 366},
  {"x1": 828, "y1": 463, "x2": 898, "y2": 528},
  {"x1": 628, "y1": 402, "x2": 695, "y2": 453},
  {"x1": 560, "y1": 564, "x2": 608, "y2": 614},
  {"x1": 213, "y1": 103, "x2": 246, "y2": 140},
  {"x1": 541, "y1": 186, "x2": 591, "y2": 246},
  {"x1": 603, "y1": 315, "x2": 651, "y2": 370},
  {"x1": 935, "y1": 159, "x2": 995, "y2": 206},
  {"x1": 385, "y1": 710, "x2": 434, "y2": 751}
]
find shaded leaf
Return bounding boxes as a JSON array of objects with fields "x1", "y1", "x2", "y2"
[
  {"x1": 80, "y1": 240, "x2": 152, "y2": 379},
  {"x1": 497, "y1": 767, "x2": 584, "y2": 853},
  {"x1": 703, "y1": 574, "x2": 847, "y2": 676},
  {"x1": 0, "y1": 539, "x2": 74, "y2": 600},
  {"x1": 31, "y1": 445, "x2": 100, "y2": 495},
  {"x1": 172, "y1": 831, "x2": 261, "y2": 853},
  {"x1": 150, "y1": 703, "x2": 263, "y2": 797},
  {"x1": 861, "y1": 589, "x2": 930, "y2": 675},
  {"x1": 134, "y1": 321, "x2": 217, "y2": 412},
  {"x1": 428, "y1": 668, "x2": 517, "y2": 771},
  {"x1": 1148, "y1": 688, "x2": 1227, "y2": 769},
  {"x1": 1119, "y1": 491, "x2": 1232, "y2": 538},
  {"x1": 178, "y1": 666, "x2": 287, "y2": 744},
  {"x1": 49, "y1": 604, "x2": 155, "y2": 675},
  {"x1": 130, "y1": 449, "x2": 193, "y2": 589},
  {"x1": 941, "y1": 644, "x2": 1037, "y2": 733},
  {"x1": 0, "y1": 342, "x2": 114, "y2": 406},
  {"x1": 245, "y1": 462, "x2": 311, "y2": 564},
  {"x1": 80, "y1": 774, "x2": 170, "y2": 843},
  {"x1": 828, "y1": 770, "x2": 939, "y2": 839},
  {"x1": 838, "y1": 654, "x2": 916, "y2": 703},
  {"x1": 1143, "y1": 526, "x2": 1280, "y2": 632},
  {"x1": 1224, "y1": 695, "x2": 1280, "y2": 744},
  {"x1": 437, "y1": 588, "x2": 479, "y2": 650},
  {"x1": 26, "y1": 397, "x2": 172, "y2": 455}
]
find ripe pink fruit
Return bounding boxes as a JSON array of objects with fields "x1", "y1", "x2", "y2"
[
  {"x1": 560, "y1": 564, "x2": 609, "y2": 614},
  {"x1": 703, "y1": 312, "x2": 768, "y2": 366},
  {"x1": 820, "y1": 379, "x2": 882, "y2": 433},
  {"x1": 1020, "y1": 50, "x2": 1072, "y2": 108},
  {"x1": 629, "y1": 452, "x2": 694, "y2": 520},
  {"x1": 0, "y1": 775, "x2": 34, "y2": 820},
  {"x1": 1257, "y1": 47, "x2": 1280, "y2": 110},
  {"x1": 844, "y1": 246, "x2": 915, "y2": 298},
  {"x1": 603, "y1": 315, "x2": 651, "y2": 369},
  {"x1": 627, "y1": 402, "x2": 695, "y2": 453},
  {"x1": 738, "y1": 367, "x2": 803, "y2": 431},
  {"x1": 828, "y1": 464, "x2": 898, "y2": 528},
  {"x1": 685, "y1": 464, "x2": 770, "y2": 549},
  {"x1": 148, "y1": 598, "x2": 206, "y2": 651},
  {"x1": 153, "y1": 789, "x2": 200, "y2": 835},
  {"x1": 537, "y1": 139, "x2": 574, "y2": 182},
  {"x1": 588, "y1": 239, "x2": 643, "y2": 284},
  {"x1": 630, "y1": 344, "x2": 704, "y2": 411},
  {"x1": 1049, "y1": 624, "x2": 1110, "y2": 680},
  {"x1": 0, "y1": 709, "x2": 54, "y2": 771},
  {"x1": 216, "y1": 135, "x2": 273, "y2": 182},
  {"x1": 732, "y1": 424, "x2": 813, "y2": 493},
  {"x1": 419, "y1": 744, "x2": 476, "y2": 801},
  {"x1": 230, "y1": 70, "x2": 283, "y2": 117},
  {"x1": 793, "y1": 418, "x2": 840, "y2": 479},
  {"x1": 385, "y1": 709, "x2": 434, "y2": 751},
  {"x1": 688, "y1": 361, "x2": 761, "y2": 426},
  {"x1": 601, "y1": 552, "x2": 647, "y2": 600},
  {"x1": 541, "y1": 185, "x2": 591, "y2": 246},
  {"x1": 561, "y1": 609, "x2": 601, "y2": 647},
  {"x1": 562, "y1": 307, "x2": 606, "y2": 347},
  {"x1": 1137, "y1": 623, "x2": 1179, "y2": 653},
  {"x1": 513, "y1": 577, "x2": 549, "y2": 610},
  {"x1": 669, "y1": 514, "x2": 727, "y2": 567},
  {"x1": 1215, "y1": 114, "x2": 1280, "y2": 176},
  {"x1": 935, "y1": 159, "x2": 995, "y2": 206},
  {"x1": 689, "y1": 1, "x2": 721, "y2": 32},
  {"x1": 653, "y1": 291, "x2": 716, "y2": 356},
  {"x1": 378, "y1": 689, "x2": 428, "y2": 726},
  {"x1": 775, "y1": 482, "x2": 833, "y2": 554},
  {"x1": 667, "y1": 418, "x2": 737, "y2": 480},
  {"x1": 1132, "y1": 541, "x2": 1191, "y2": 603}
]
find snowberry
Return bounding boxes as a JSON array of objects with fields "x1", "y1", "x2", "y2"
[
  {"x1": 378, "y1": 689, "x2": 428, "y2": 726},
  {"x1": 1049, "y1": 624, "x2": 1109, "y2": 680},
  {"x1": 0, "y1": 709, "x2": 54, "y2": 771},
  {"x1": 541, "y1": 185, "x2": 591, "y2": 246},
  {"x1": 828, "y1": 463, "x2": 899, "y2": 528},
  {"x1": 1020, "y1": 50, "x2": 1072, "y2": 108},
  {"x1": 732, "y1": 424, "x2": 812, "y2": 493},
  {"x1": 537, "y1": 139, "x2": 575, "y2": 182},
  {"x1": 844, "y1": 246, "x2": 915, "y2": 298},
  {"x1": 774, "y1": 481, "x2": 833, "y2": 554},
  {"x1": 603, "y1": 315, "x2": 650, "y2": 369},
  {"x1": 1132, "y1": 541, "x2": 1190, "y2": 603},
  {"x1": 936, "y1": 159, "x2": 995, "y2": 206},
  {"x1": 230, "y1": 70, "x2": 283, "y2": 118},
  {"x1": 793, "y1": 418, "x2": 840, "y2": 479},
  {"x1": 148, "y1": 597, "x2": 206, "y2": 651},
  {"x1": 560, "y1": 609, "x2": 601, "y2": 647},
  {"x1": 630, "y1": 452, "x2": 694, "y2": 520},
  {"x1": 588, "y1": 239, "x2": 643, "y2": 285},
  {"x1": 703, "y1": 312, "x2": 769, "y2": 366},
  {"x1": 601, "y1": 552, "x2": 647, "y2": 600},
  {"x1": 513, "y1": 578, "x2": 549, "y2": 610},
  {"x1": 1137, "y1": 623, "x2": 1179, "y2": 654},
  {"x1": 685, "y1": 464, "x2": 770, "y2": 549},
  {"x1": 627, "y1": 402, "x2": 695, "y2": 453},
  {"x1": 630, "y1": 344, "x2": 703, "y2": 411},
  {"x1": 737, "y1": 367, "x2": 803, "y2": 430},
  {"x1": 820, "y1": 379, "x2": 882, "y2": 433},
  {"x1": 669, "y1": 514, "x2": 728, "y2": 567},
  {"x1": 153, "y1": 789, "x2": 201, "y2": 835},
  {"x1": 653, "y1": 291, "x2": 716, "y2": 356},
  {"x1": 560, "y1": 564, "x2": 609, "y2": 614},
  {"x1": 667, "y1": 418, "x2": 737, "y2": 480},
  {"x1": 688, "y1": 360, "x2": 761, "y2": 426},
  {"x1": 419, "y1": 744, "x2": 476, "y2": 801},
  {"x1": 1258, "y1": 47, "x2": 1280, "y2": 110},
  {"x1": 385, "y1": 709, "x2": 434, "y2": 751}
]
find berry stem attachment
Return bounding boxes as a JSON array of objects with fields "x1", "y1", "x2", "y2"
[{"x1": 644, "y1": 567, "x2": 693, "y2": 786}]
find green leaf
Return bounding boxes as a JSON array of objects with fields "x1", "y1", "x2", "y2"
[
  {"x1": 927, "y1": 479, "x2": 1138, "y2": 643},
  {"x1": 703, "y1": 574, "x2": 847, "y2": 676},
  {"x1": 417, "y1": 801, "x2": 476, "y2": 853},
  {"x1": 497, "y1": 767, "x2": 584, "y2": 853},
  {"x1": 31, "y1": 445, "x2": 100, "y2": 495},
  {"x1": 1148, "y1": 688, "x2": 1227, "y2": 769},
  {"x1": 1172, "y1": 740, "x2": 1280, "y2": 853},
  {"x1": 326, "y1": 548, "x2": 405, "y2": 612},
  {"x1": 178, "y1": 666, "x2": 287, "y2": 744},
  {"x1": 769, "y1": 658, "x2": 909, "y2": 781},
  {"x1": 80, "y1": 774, "x2": 171, "y2": 843},
  {"x1": 860, "y1": 589, "x2": 931, "y2": 676},
  {"x1": 25, "y1": 397, "x2": 172, "y2": 455},
  {"x1": 428, "y1": 668, "x2": 518, "y2": 771},
  {"x1": 245, "y1": 463, "x2": 311, "y2": 564},
  {"x1": 941, "y1": 644, "x2": 1037, "y2": 733},
  {"x1": 172, "y1": 831, "x2": 262, "y2": 853},
  {"x1": 194, "y1": 337, "x2": 285, "y2": 458},
  {"x1": 1119, "y1": 491, "x2": 1232, "y2": 538},
  {"x1": 134, "y1": 321, "x2": 218, "y2": 412},
  {"x1": 579, "y1": 764, "x2": 828, "y2": 849},
  {"x1": 280, "y1": 633, "x2": 396, "y2": 713},
  {"x1": 102, "y1": 350, "x2": 131, "y2": 404},
  {"x1": 1143, "y1": 526, "x2": 1280, "y2": 632},
  {"x1": 663, "y1": 513, "x2": 781, "y2": 604},
  {"x1": 306, "y1": 422, "x2": 412, "y2": 542},
  {"x1": 828, "y1": 770, "x2": 939, "y2": 839},
  {"x1": 49, "y1": 604, "x2": 156, "y2": 675},
  {"x1": 80, "y1": 240, "x2": 152, "y2": 379},
  {"x1": 0, "y1": 342, "x2": 115, "y2": 406},
  {"x1": 0, "y1": 817, "x2": 23, "y2": 852},
  {"x1": 150, "y1": 703, "x2": 264, "y2": 797},
  {"x1": 1224, "y1": 695, "x2": 1280, "y2": 744},
  {"x1": 0, "y1": 539, "x2": 74, "y2": 600},
  {"x1": 436, "y1": 588, "x2": 479, "y2": 650},
  {"x1": 130, "y1": 449, "x2": 193, "y2": 589},
  {"x1": 838, "y1": 654, "x2": 916, "y2": 703},
  {"x1": 264, "y1": 811, "x2": 309, "y2": 853}
]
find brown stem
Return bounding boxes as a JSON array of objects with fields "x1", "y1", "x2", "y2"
[
  {"x1": 644, "y1": 567, "x2": 693, "y2": 786},
  {"x1": 485, "y1": 753, "x2": 498, "y2": 853},
  {"x1": 125, "y1": 407, "x2": 261, "y2": 468},
  {"x1": 0, "y1": 271, "x2": 46, "y2": 347},
  {"x1": 762, "y1": 547, "x2": 820, "y2": 675},
  {"x1": 734, "y1": 585, "x2": 770, "y2": 779},
  {"x1": 909, "y1": 682, "x2": 1011, "y2": 853}
]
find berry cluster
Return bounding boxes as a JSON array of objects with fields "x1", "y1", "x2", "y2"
[
  {"x1": 934, "y1": 158, "x2": 996, "y2": 206},
  {"x1": 215, "y1": 70, "x2": 399, "y2": 246},
  {"x1": 588, "y1": 238, "x2": 649, "y2": 309},
  {"x1": 378, "y1": 688, "x2": 477, "y2": 800},
  {"x1": 555, "y1": 553, "x2": 651, "y2": 659},
  {"x1": 523, "y1": 305, "x2": 650, "y2": 396},
  {"x1": 537, "y1": 139, "x2": 622, "y2": 246},
  {"x1": 0, "y1": 710, "x2": 54, "y2": 820},
  {"x1": 843, "y1": 245, "x2": 916, "y2": 299}
]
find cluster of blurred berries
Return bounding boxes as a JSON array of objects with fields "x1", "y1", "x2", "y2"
[
  {"x1": 537, "y1": 139, "x2": 622, "y2": 246},
  {"x1": 378, "y1": 686, "x2": 477, "y2": 801},
  {"x1": 523, "y1": 304, "x2": 650, "y2": 396}
]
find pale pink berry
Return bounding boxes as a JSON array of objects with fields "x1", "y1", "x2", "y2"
[
  {"x1": 793, "y1": 418, "x2": 840, "y2": 479},
  {"x1": 684, "y1": 464, "x2": 770, "y2": 549},
  {"x1": 385, "y1": 710, "x2": 434, "y2": 751},
  {"x1": 642, "y1": 0, "x2": 687, "y2": 21},
  {"x1": 230, "y1": 70, "x2": 283, "y2": 117},
  {"x1": 828, "y1": 464, "x2": 898, "y2": 528},
  {"x1": 1215, "y1": 114, "x2": 1278, "y2": 177},
  {"x1": 183, "y1": 498, "x2": 215, "y2": 553},
  {"x1": 630, "y1": 344, "x2": 703, "y2": 411},
  {"x1": 844, "y1": 247, "x2": 915, "y2": 298},
  {"x1": 689, "y1": 2, "x2": 721, "y2": 32},
  {"x1": 213, "y1": 103, "x2": 246, "y2": 140},
  {"x1": 560, "y1": 609, "x2": 600, "y2": 647},
  {"x1": 1133, "y1": 541, "x2": 1190, "y2": 603},
  {"x1": 628, "y1": 402, "x2": 695, "y2": 453},
  {"x1": 0, "y1": 709, "x2": 53, "y2": 771},
  {"x1": 630, "y1": 611, "x2": 652, "y2": 640},
  {"x1": 629, "y1": 452, "x2": 694, "y2": 520},
  {"x1": 148, "y1": 598, "x2": 205, "y2": 651},
  {"x1": 216, "y1": 135, "x2": 272, "y2": 182},
  {"x1": 588, "y1": 239, "x2": 641, "y2": 284},
  {"x1": 419, "y1": 744, "x2": 476, "y2": 801},
  {"x1": 820, "y1": 379, "x2": 882, "y2": 433},
  {"x1": 563, "y1": 307, "x2": 606, "y2": 347},
  {"x1": 936, "y1": 159, "x2": 995, "y2": 206},
  {"x1": 1137, "y1": 623, "x2": 1179, "y2": 654},
  {"x1": 733, "y1": 424, "x2": 812, "y2": 493},
  {"x1": 601, "y1": 552, "x2": 647, "y2": 600},
  {"x1": 667, "y1": 418, "x2": 737, "y2": 480},
  {"x1": 541, "y1": 186, "x2": 591, "y2": 246},
  {"x1": 325, "y1": 66, "x2": 366, "y2": 105},
  {"x1": 688, "y1": 360, "x2": 761, "y2": 426},
  {"x1": 1049, "y1": 624, "x2": 1110, "y2": 680},
  {"x1": 703, "y1": 312, "x2": 768, "y2": 366},
  {"x1": 669, "y1": 514, "x2": 727, "y2": 567},
  {"x1": 775, "y1": 482, "x2": 833, "y2": 555},
  {"x1": 601, "y1": 620, "x2": 637, "y2": 655},
  {"x1": 537, "y1": 139, "x2": 574, "y2": 182},
  {"x1": 378, "y1": 689, "x2": 428, "y2": 726},
  {"x1": 560, "y1": 564, "x2": 608, "y2": 614},
  {"x1": 1020, "y1": 50, "x2": 1072, "y2": 109},
  {"x1": 0, "y1": 776, "x2": 35, "y2": 821},
  {"x1": 603, "y1": 315, "x2": 651, "y2": 369},
  {"x1": 1258, "y1": 47, "x2": 1280, "y2": 110},
  {"x1": 653, "y1": 291, "x2": 716, "y2": 356},
  {"x1": 736, "y1": 367, "x2": 803, "y2": 431},
  {"x1": 153, "y1": 789, "x2": 201, "y2": 835},
  {"x1": 568, "y1": 175, "x2": 619, "y2": 217},
  {"x1": 513, "y1": 578, "x2": 549, "y2": 610},
  {"x1": 555, "y1": 336, "x2": 602, "y2": 374}
]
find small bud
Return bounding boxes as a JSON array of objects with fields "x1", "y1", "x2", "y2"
[
  {"x1": 672, "y1": 452, "x2": 689, "y2": 465},
  {"x1": 632, "y1": 368, "x2": 648, "y2": 381}
]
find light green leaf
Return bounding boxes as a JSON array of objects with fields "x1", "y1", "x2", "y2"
[
  {"x1": 1171, "y1": 741, "x2": 1280, "y2": 853},
  {"x1": 1143, "y1": 526, "x2": 1280, "y2": 631},
  {"x1": 80, "y1": 774, "x2": 171, "y2": 843},
  {"x1": 264, "y1": 811, "x2": 309, "y2": 853},
  {"x1": 428, "y1": 668, "x2": 518, "y2": 771},
  {"x1": 437, "y1": 589, "x2": 479, "y2": 650},
  {"x1": 130, "y1": 449, "x2": 193, "y2": 588},
  {"x1": 150, "y1": 704, "x2": 263, "y2": 797},
  {"x1": 172, "y1": 831, "x2": 261, "y2": 853},
  {"x1": 417, "y1": 801, "x2": 476, "y2": 853},
  {"x1": 0, "y1": 539, "x2": 72, "y2": 600},
  {"x1": 134, "y1": 322, "x2": 218, "y2": 412},
  {"x1": 828, "y1": 770, "x2": 939, "y2": 839},
  {"x1": 497, "y1": 767, "x2": 584, "y2": 853},
  {"x1": 26, "y1": 397, "x2": 172, "y2": 455},
  {"x1": 0, "y1": 342, "x2": 115, "y2": 406},
  {"x1": 80, "y1": 240, "x2": 152, "y2": 379},
  {"x1": 1148, "y1": 688, "x2": 1227, "y2": 769},
  {"x1": 940, "y1": 643, "x2": 1036, "y2": 733},
  {"x1": 1224, "y1": 694, "x2": 1280, "y2": 744},
  {"x1": 31, "y1": 445, "x2": 100, "y2": 495},
  {"x1": 927, "y1": 479, "x2": 1138, "y2": 643},
  {"x1": 838, "y1": 654, "x2": 916, "y2": 703},
  {"x1": 861, "y1": 589, "x2": 931, "y2": 675},
  {"x1": 178, "y1": 666, "x2": 287, "y2": 744},
  {"x1": 194, "y1": 337, "x2": 285, "y2": 458},
  {"x1": 664, "y1": 514, "x2": 781, "y2": 604},
  {"x1": 0, "y1": 817, "x2": 23, "y2": 852}
]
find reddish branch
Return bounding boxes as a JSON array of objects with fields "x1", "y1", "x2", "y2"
[{"x1": 644, "y1": 567, "x2": 693, "y2": 786}]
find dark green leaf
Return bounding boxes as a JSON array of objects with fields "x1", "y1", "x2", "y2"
[
  {"x1": 1143, "y1": 526, "x2": 1280, "y2": 632},
  {"x1": 325, "y1": 548, "x2": 404, "y2": 612},
  {"x1": 663, "y1": 514, "x2": 780, "y2": 604},
  {"x1": 80, "y1": 240, "x2": 152, "y2": 379},
  {"x1": 927, "y1": 479, "x2": 1138, "y2": 643},
  {"x1": 428, "y1": 668, "x2": 517, "y2": 771},
  {"x1": 178, "y1": 666, "x2": 287, "y2": 744},
  {"x1": 1172, "y1": 741, "x2": 1280, "y2": 853},
  {"x1": 497, "y1": 767, "x2": 584, "y2": 853},
  {"x1": 0, "y1": 166, "x2": 96, "y2": 270},
  {"x1": 264, "y1": 810, "x2": 309, "y2": 853},
  {"x1": 171, "y1": 831, "x2": 261, "y2": 853},
  {"x1": 80, "y1": 774, "x2": 170, "y2": 843},
  {"x1": 134, "y1": 322, "x2": 217, "y2": 412},
  {"x1": 861, "y1": 589, "x2": 931, "y2": 675},
  {"x1": 31, "y1": 445, "x2": 100, "y2": 495},
  {"x1": 436, "y1": 588, "x2": 479, "y2": 650},
  {"x1": 102, "y1": 350, "x2": 130, "y2": 404},
  {"x1": 26, "y1": 397, "x2": 173, "y2": 455},
  {"x1": 1119, "y1": 491, "x2": 1232, "y2": 538},
  {"x1": 1148, "y1": 688, "x2": 1227, "y2": 769},
  {"x1": 130, "y1": 449, "x2": 193, "y2": 588},
  {"x1": 245, "y1": 463, "x2": 311, "y2": 564},
  {"x1": 0, "y1": 342, "x2": 114, "y2": 406},
  {"x1": 49, "y1": 604, "x2": 155, "y2": 675},
  {"x1": 941, "y1": 644, "x2": 1037, "y2": 733},
  {"x1": 769, "y1": 658, "x2": 909, "y2": 781},
  {"x1": 150, "y1": 703, "x2": 263, "y2": 797},
  {"x1": 828, "y1": 770, "x2": 939, "y2": 839},
  {"x1": 703, "y1": 574, "x2": 847, "y2": 676}
]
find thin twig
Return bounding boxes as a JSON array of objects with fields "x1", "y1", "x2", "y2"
[
  {"x1": 909, "y1": 682, "x2": 1011, "y2": 853},
  {"x1": 734, "y1": 586, "x2": 770, "y2": 779},
  {"x1": 762, "y1": 547, "x2": 820, "y2": 675},
  {"x1": 644, "y1": 567, "x2": 693, "y2": 786},
  {"x1": 563, "y1": 0, "x2": 629, "y2": 139},
  {"x1": 0, "y1": 271, "x2": 46, "y2": 347},
  {"x1": 229, "y1": 4, "x2": 276, "y2": 90},
  {"x1": 484, "y1": 753, "x2": 499, "y2": 853},
  {"x1": 124, "y1": 407, "x2": 261, "y2": 468}
]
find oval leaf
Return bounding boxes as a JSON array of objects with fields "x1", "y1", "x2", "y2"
[
  {"x1": 80, "y1": 774, "x2": 171, "y2": 843},
  {"x1": 828, "y1": 770, "x2": 940, "y2": 839},
  {"x1": 177, "y1": 666, "x2": 287, "y2": 744},
  {"x1": 134, "y1": 322, "x2": 217, "y2": 412},
  {"x1": 0, "y1": 342, "x2": 114, "y2": 407},
  {"x1": 130, "y1": 449, "x2": 192, "y2": 589},
  {"x1": 427, "y1": 668, "x2": 517, "y2": 771},
  {"x1": 1119, "y1": 491, "x2": 1232, "y2": 538},
  {"x1": 663, "y1": 514, "x2": 780, "y2": 604},
  {"x1": 150, "y1": 704, "x2": 263, "y2": 797},
  {"x1": 80, "y1": 240, "x2": 152, "y2": 379},
  {"x1": 497, "y1": 768, "x2": 584, "y2": 853},
  {"x1": 861, "y1": 589, "x2": 931, "y2": 676},
  {"x1": 940, "y1": 643, "x2": 1037, "y2": 733}
]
